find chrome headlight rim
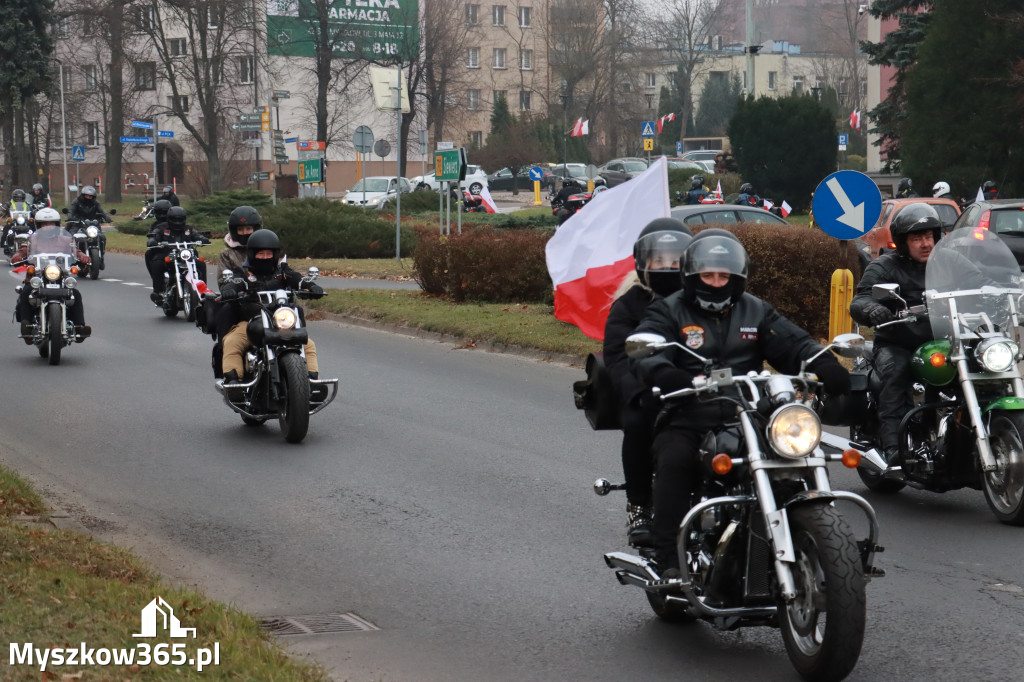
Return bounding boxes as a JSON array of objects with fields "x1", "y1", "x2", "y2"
[
  {"x1": 85, "y1": 225, "x2": 100, "y2": 238},
  {"x1": 976, "y1": 337, "x2": 1019, "y2": 373},
  {"x1": 64, "y1": 276, "x2": 77, "y2": 289},
  {"x1": 767, "y1": 404, "x2": 822, "y2": 459},
  {"x1": 44, "y1": 265, "x2": 62, "y2": 281},
  {"x1": 29, "y1": 276, "x2": 42, "y2": 289},
  {"x1": 272, "y1": 307, "x2": 298, "y2": 330}
]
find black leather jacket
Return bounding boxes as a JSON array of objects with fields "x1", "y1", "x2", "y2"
[
  {"x1": 69, "y1": 197, "x2": 111, "y2": 223},
  {"x1": 850, "y1": 251, "x2": 931, "y2": 350},
  {"x1": 219, "y1": 262, "x2": 323, "y2": 321},
  {"x1": 604, "y1": 284, "x2": 659, "y2": 408}
]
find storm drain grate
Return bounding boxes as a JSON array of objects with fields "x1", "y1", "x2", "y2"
[{"x1": 260, "y1": 613, "x2": 379, "y2": 636}]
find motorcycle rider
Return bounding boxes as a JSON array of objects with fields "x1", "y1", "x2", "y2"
[
  {"x1": 11, "y1": 207, "x2": 90, "y2": 341},
  {"x1": 217, "y1": 229, "x2": 324, "y2": 384},
  {"x1": 3, "y1": 189, "x2": 31, "y2": 248},
  {"x1": 221, "y1": 205, "x2": 260, "y2": 273},
  {"x1": 735, "y1": 182, "x2": 761, "y2": 207},
  {"x1": 604, "y1": 218, "x2": 692, "y2": 546},
  {"x1": 29, "y1": 183, "x2": 51, "y2": 208},
  {"x1": 896, "y1": 177, "x2": 918, "y2": 198},
  {"x1": 982, "y1": 180, "x2": 1000, "y2": 201},
  {"x1": 685, "y1": 175, "x2": 709, "y2": 205},
  {"x1": 68, "y1": 185, "x2": 111, "y2": 259},
  {"x1": 161, "y1": 185, "x2": 181, "y2": 207},
  {"x1": 146, "y1": 206, "x2": 209, "y2": 303},
  {"x1": 849, "y1": 203, "x2": 941, "y2": 465},
  {"x1": 148, "y1": 199, "x2": 172, "y2": 231},
  {"x1": 932, "y1": 181, "x2": 953, "y2": 200},
  {"x1": 630, "y1": 229, "x2": 851, "y2": 574}
]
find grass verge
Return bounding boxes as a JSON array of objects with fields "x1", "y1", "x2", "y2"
[{"x1": 0, "y1": 464, "x2": 328, "y2": 681}]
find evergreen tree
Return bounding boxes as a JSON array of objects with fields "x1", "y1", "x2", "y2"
[
  {"x1": 694, "y1": 74, "x2": 742, "y2": 137},
  {"x1": 488, "y1": 93, "x2": 514, "y2": 143},
  {"x1": 728, "y1": 95, "x2": 836, "y2": 211}
]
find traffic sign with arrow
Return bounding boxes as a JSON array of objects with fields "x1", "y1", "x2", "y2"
[{"x1": 811, "y1": 170, "x2": 882, "y2": 240}]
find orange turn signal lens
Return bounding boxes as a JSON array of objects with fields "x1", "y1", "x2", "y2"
[
  {"x1": 70, "y1": 266, "x2": 79, "y2": 274},
  {"x1": 930, "y1": 352, "x2": 946, "y2": 367},
  {"x1": 842, "y1": 449, "x2": 862, "y2": 469},
  {"x1": 198, "y1": 256, "x2": 205, "y2": 262},
  {"x1": 711, "y1": 453, "x2": 733, "y2": 475},
  {"x1": 164, "y1": 256, "x2": 171, "y2": 263},
  {"x1": 26, "y1": 265, "x2": 35, "y2": 274}
]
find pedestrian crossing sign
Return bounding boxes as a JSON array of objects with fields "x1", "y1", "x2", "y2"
[
  {"x1": 72, "y1": 145, "x2": 86, "y2": 162},
  {"x1": 643, "y1": 138, "x2": 654, "y2": 151},
  {"x1": 641, "y1": 121, "x2": 656, "y2": 137}
]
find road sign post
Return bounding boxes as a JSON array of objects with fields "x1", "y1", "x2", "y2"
[{"x1": 529, "y1": 165, "x2": 544, "y2": 206}]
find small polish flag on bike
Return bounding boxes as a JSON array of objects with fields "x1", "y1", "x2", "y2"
[
  {"x1": 780, "y1": 200, "x2": 793, "y2": 217},
  {"x1": 478, "y1": 185, "x2": 498, "y2": 214}
]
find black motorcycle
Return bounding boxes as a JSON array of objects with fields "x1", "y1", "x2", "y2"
[
  {"x1": 65, "y1": 211, "x2": 113, "y2": 279},
  {"x1": 2, "y1": 208, "x2": 34, "y2": 257},
  {"x1": 551, "y1": 190, "x2": 594, "y2": 225},
  {"x1": 148, "y1": 239, "x2": 208, "y2": 321},
  {"x1": 132, "y1": 198, "x2": 155, "y2": 221},
  {"x1": 213, "y1": 267, "x2": 338, "y2": 443}
]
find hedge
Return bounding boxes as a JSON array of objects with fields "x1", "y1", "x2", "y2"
[
  {"x1": 184, "y1": 189, "x2": 273, "y2": 236},
  {"x1": 262, "y1": 198, "x2": 416, "y2": 259}
]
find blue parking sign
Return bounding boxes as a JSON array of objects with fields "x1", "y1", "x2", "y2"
[
  {"x1": 838, "y1": 134, "x2": 848, "y2": 147},
  {"x1": 676, "y1": 141, "x2": 683, "y2": 155}
]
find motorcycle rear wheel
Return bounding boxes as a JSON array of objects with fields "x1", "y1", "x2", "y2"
[
  {"x1": 278, "y1": 353, "x2": 310, "y2": 444},
  {"x1": 983, "y1": 411, "x2": 1024, "y2": 525},
  {"x1": 88, "y1": 248, "x2": 100, "y2": 279},
  {"x1": 47, "y1": 305, "x2": 62, "y2": 366},
  {"x1": 779, "y1": 503, "x2": 865, "y2": 682}
]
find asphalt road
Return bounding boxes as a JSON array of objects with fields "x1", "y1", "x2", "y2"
[{"x1": 1, "y1": 253, "x2": 1023, "y2": 681}]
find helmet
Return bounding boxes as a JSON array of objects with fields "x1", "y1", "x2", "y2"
[
  {"x1": 166, "y1": 206, "x2": 187, "y2": 231},
  {"x1": 983, "y1": 180, "x2": 997, "y2": 192},
  {"x1": 12, "y1": 189, "x2": 25, "y2": 201},
  {"x1": 153, "y1": 199, "x2": 172, "y2": 220},
  {"x1": 898, "y1": 177, "x2": 913, "y2": 194},
  {"x1": 562, "y1": 178, "x2": 581, "y2": 190},
  {"x1": 739, "y1": 183, "x2": 753, "y2": 195},
  {"x1": 593, "y1": 176, "x2": 607, "y2": 187},
  {"x1": 932, "y1": 181, "x2": 950, "y2": 198},
  {"x1": 245, "y1": 229, "x2": 282, "y2": 277},
  {"x1": 632, "y1": 218, "x2": 693, "y2": 297},
  {"x1": 163, "y1": 185, "x2": 173, "y2": 194},
  {"x1": 890, "y1": 203, "x2": 941, "y2": 256},
  {"x1": 34, "y1": 207, "x2": 60, "y2": 224},
  {"x1": 691, "y1": 175, "x2": 704, "y2": 190},
  {"x1": 227, "y1": 205, "x2": 262, "y2": 246},
  {"x1": 80, "y1": 186, "x2": 97, "y2": 200},
  {"x1": 32, "y1": 183, "x2": 43, "y2": 193},
  {"x1": 682, "y1": 228, "x2": 749, "y2": 314}
]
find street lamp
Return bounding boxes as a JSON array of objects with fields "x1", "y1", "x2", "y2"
[
  {"x1": 559, "y1": 89, "x2": 571, "y2": 169},
  {"x1": 56, "y1": 58, "x2": 70, "y2": 207}
]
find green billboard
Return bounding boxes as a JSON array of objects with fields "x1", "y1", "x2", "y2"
[{"x1": 267, "y1": 0, "x2": 420, "y2": 60}]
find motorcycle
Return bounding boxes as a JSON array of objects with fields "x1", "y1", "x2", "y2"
[
  {"x1": 66, "y1": 218, "x2": 105, "y2": 280},
  {"x1": 132, "y1": 198, "x2": 155, "y2": 221},
  {"x1": 148, "y1": 239, "x2": 207, "y2": 322},
  {"x1": 12, "y1": 226, "x2": 88, "y2": 366},
  {"x1": 551, "y1": 190, "x2": 593, "y2": 225},
  {"x1": 821, "y1": 225, "x2": 1024, "y2": 525},
  {"x1": 451, "y1": 187, "x2": 487, "y2": 213},
  {"x1": 213, "y1": 266, "x2": 338, "y2": 443},
  {"x1": 593, "y1": 333, "x2": 882, "y2": 681},
  {"x1": 3, "y1": 209, "x2": 34, "y2": 257}
]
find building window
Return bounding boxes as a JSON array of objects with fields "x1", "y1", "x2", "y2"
[
  {"x1": 493, "y1": 48, "x2": 506, "y2": 69},
  {"x1": 467, "y1": 47, "x2": 479, "y2": 68},
  {"x1": 708, "y1": 34, "x2": 722, "y2": 50},
  {"x1": 239, "y1": 56, "x2": 254, "y2": 84},
  {"x1": 792, "y1": 77, "x2": 803, "y2": 95},
  {"x1": 492, "y1": 5, "x2": 505, "y2": 26},
  {"x1": 519, "y1": 49, "x2": 532, "y2": 70},
  {"x1": 519, "y1": 90, "x2": 531, "y2": 111},
  {"x1": 134, "y1": 6, "x2": 154, "y2": 31},
  {"x1": 83, "y1": 65, "x2": 98, "y2": 91},
  {"x1": 135, "y1": 61, "x2": 156, "y2": 90},
  {"x1": 860, "y1": 78, "x2": 868, "y2": 97},
  {"x1": 492, "y1": 90, "x2": 507, "y2": 106},
  {"x1": 86, "y1": 121, "x2": 101, "y2": 147},
  {"x1": 646, "y1": 73, "x2": 656, "y2": 88},
  {"x1": 743, "y1": 71, "x2": 747, "y2": 90},
  {"x1": 466, "y1": 4, "x2": 479, "y2": 24},
  {"x1": 169, "y1": 38, "x2": 187, "y2": 56},
  {"x1": 518, "y1": 6, "x2": 531, "y2": 27},
  {"x1": 467, "y1": 89, "x2": 480, "y2": 110},
  {"x1": 56, "y1": 16, "x2": 71, "y2": 38},
  {"x1": 768, "y1": 71, "x2": 777, "y2": 90},
  {"x1": 207, "y1": 9, "x2": 218, "y2": 29},
  {"x1": 52, "y1": 124, "x2": 73, "y2": 149},
  {"x1": 170, "y1": 95, "x2": 189, "y2": 111},
  {"x1": 470, "y1": 131, "x2": 483, "y2": 149}
]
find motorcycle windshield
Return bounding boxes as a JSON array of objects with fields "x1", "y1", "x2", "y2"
[
  {"x1": 28, "y1": 225, "x2": 76, "y2": 257},
  {"x1": 925, "y1": 226, "x2": 1024, "y2": 340}
]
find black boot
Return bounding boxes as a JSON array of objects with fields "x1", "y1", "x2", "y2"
[
  {"x1": 74, "y1": 325, "x2": 91, "y2": 342},
  {"x1": 223, "y1": 369, "x2": 241, "y2": 385},
  {"x1": 626, "y1": 502, "x2": 653, "y2": 548},
  {"x1": 308, "y1": 371, "x2": 319, "y2": 380}
]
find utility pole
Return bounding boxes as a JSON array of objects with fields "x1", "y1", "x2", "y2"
[{"x1": 745, "y1": 0, "x2": 757, "y2": 97}]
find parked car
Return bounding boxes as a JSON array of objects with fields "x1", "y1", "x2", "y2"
[
  {"x1": 548, "y1": 163, "x2": 591, "y2": 190},
  {"x1": 409, "y1": 164, "x2": 489, "y2": 194},
  {"x1": 665, "y1": 157, "x2": 707, "y2": 173},
  {"x1": 670, "y1": 203, "x2": 790, "y2": 227},
  {"x1": 948, "y1": 198, "x2": 1024, "y2": 268},
  {"x1": 488, "y1": 165, "x2": 552, "y2": 191},
  {"x1": 343, "y1": 176, "x2": 412, "y2": 208},
  {"x1": 858, "y1": 197, "x2": 961, "y2": 263},
  {"x1": 598, "y1": 158, "x2": 648, "y2": 187}
]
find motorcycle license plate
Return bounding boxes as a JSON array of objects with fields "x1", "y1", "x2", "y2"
[{"x1": 45, "y1": 283, "x2": 60, "y2": 288}]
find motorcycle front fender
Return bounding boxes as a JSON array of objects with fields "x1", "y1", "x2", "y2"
[{"x1": 983, "y1": 396, "x2": 1024, "y2": 413}]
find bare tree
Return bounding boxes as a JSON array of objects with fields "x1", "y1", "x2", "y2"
[
  {"x1": 814, "y1": 0, "x2": 868, "y2": 113},
  {"x1": 420, "y1": 0, "x2": 475, "y2": 144}
]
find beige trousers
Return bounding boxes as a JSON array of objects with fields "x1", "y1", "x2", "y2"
[{"x1": 221, "y1": 321, "x2": 318, "y2": 376}]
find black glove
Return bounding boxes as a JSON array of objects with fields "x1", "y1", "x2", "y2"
[
  {"x1": 146, "y1": 238, "x2": 157, "y2": 248},
  {"x1": 864, "y1": 303, "x2": 894, "y2": 326},
  {"x1": 300, "y1": 283, "x2": 325, "y2": 299},
  {"x1": 809, "y1": 357, "x2": 851, "y2": 395},
  {"x1": 652, "y1": 367, "x2": 693, "y2": 393}
]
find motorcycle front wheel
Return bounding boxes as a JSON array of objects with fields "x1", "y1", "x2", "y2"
[
  {"x1": 983, "y1": 411, "x2": 1024, "y2": 525},
  {"x1": 182, "y1": 286, "x2": 199, "y2": 322},
  {"x1": 88, "y1": 248, "x2": 100, "y2": 279},
  {"x1": 163, "y1": 287, "x2": 178, "y2": 317},
  {"x1": 779, "y1": 503, "x2": 865, "y2": 682},
  {"x1": 278, "y1": 352, "x2": 310, "y2": 444},
  {"x1": 47, "y1": 305, "x2": 62, "y2": 366}
]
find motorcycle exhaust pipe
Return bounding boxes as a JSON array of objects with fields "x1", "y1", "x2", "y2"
[{"x1": 604, "y1": 551, "x2": 660, "y2": 582}]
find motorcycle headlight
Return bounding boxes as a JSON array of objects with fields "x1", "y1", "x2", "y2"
[
  {"x1": 29, "y1": 276, "x2": 42, "y2": 289},
  {"x1": 179, "y1": 249, "x2": 192, "y2": 261},
  {"x1": 64, "y1": 276, "x2": 77, "y2": 289},
  {"x1": 44, "y1": 265, "x2": 62, "y2": 281},
  {"x1": 767, "y1": 404, "x2": 822, "y2": 459},
  {"x1": 85, "y1": 225, "x2": 99, "y2": 238},
  {"x1": 16, "y1": 216, "x2": 25, "y2": 225},
  {"x1": 976, "y1": 337, "x2": 1019, "y2": 373},
  {"x1": 273, "y1": 307, "x2": 298, "y2": 330}
]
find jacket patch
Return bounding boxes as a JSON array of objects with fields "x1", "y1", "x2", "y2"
[
  {"x1": 740, "y1": 326, "x2": 758, "y2": 341},
  {"x1": 682, "y1": 325, "x2": 705, "y2": 349}
]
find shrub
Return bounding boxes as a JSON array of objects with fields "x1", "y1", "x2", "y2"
[
  {"x1": 413, "y1": 227, "x2": 552, "y2": 303},
  {"x1": 184, "y1": 189, "x2": 273, "y2": 236},
  {"x1": 845, "y1": 154, "x2": 867, "y2": 172},
  {"x1": 262, "y1": 198, "x2": 417, "y2": 258},
  {"x1": 380, "y1": 190, "x2": 443, "y2": 213},
  {"x1": 116, "y1": 220, "x2": 150, "y2": 236}
]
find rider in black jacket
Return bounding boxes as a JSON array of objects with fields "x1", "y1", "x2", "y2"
[
  {"x1": 850, "y1": 204, "x2": 940, "y2": 464},
  {"x1": 145, "y1": 206, "x2": 209, "y2": 303},
  {"x1": 68, "y1": 185, "x2": 110, "y2": 258},
  {"x1": 685, "y1": 175, "x2": 709, "y2": 204},
  {"x1": 630, "y1": 229, "x2": 850, "y2": 574},
  {"x1": 604, "y1": 218, "x2": 692, "y2": 546}
]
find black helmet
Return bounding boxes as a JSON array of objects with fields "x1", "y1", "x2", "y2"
[
  {"x1": 166, "y1": 205, "x2": 187, "y2": 231},
  {"x1": 633, "y1": 218, "x2": 693, "y2": 297},
  {"x1": 32, "y1": 183, "x2": 43, "y2": 193},
  {"x1": 898, "y1": 177, "x2": 913, "y2": 193},
  {"x1": 890, "y1": 203, "x2": 941, "y2": 256},
  {"x1": 245, "y1": 229, "x2": 282, "y2": 277},
  {"x1": 691, "y1": 175, "x2": 704, "y2": 190},
  {"x1": 162, "y1": 185, "x2": 173, "y2": 194},
  {"x1": 227, "y1": 205, "x2": 262, "y2": 246},
  {"x1": 682, "y1": 228, "x2": 748, "y2": 315},
  {"x1": 593, "y1": 176, "x2": 607, "y2": 187},
  {"x1": 983, "y1": 180, "x2": 997, "y2": 192},
  {"x1": 739, "y1": 183, "x2": 754, "y2": 195},
  {"x1": 562, "y1": 178, "x2": 580, "y2": 190},
  {"x1": 153, "y1": 199, "x2": 172, "y2": 220},
  {"x1": 12, "y1": 189, "x2": 25, "y2": 201}
]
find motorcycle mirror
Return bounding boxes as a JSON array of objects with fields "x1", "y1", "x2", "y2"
[
  {"x1": 220, "y1": 268, "x2": 234, "y2": 281},
  {"x1": 625, "y1": 332, "x2": 668, "y2": 358},
  {"x1": 61, "y1": 208, "x2": 69, "y2": 214},
  {"x1": 306, "y1": 266, "x2": 319, "y2": 279},
  {"x1": 830, "y1": 332, "x2": 868, "y2": 358},
  {"x1": 872, "y1": 283, "x2": 900, "y2": 301},
  {"x1": 109, "y1": 209, "x2": 117, "y2": 215}
]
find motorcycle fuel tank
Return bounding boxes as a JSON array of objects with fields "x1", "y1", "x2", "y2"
[{"x1": 910, "y1": 338, "x2": 956, "y2": 386}]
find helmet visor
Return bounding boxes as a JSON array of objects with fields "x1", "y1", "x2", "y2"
[
  {"x1": 635, "y1": 231, "x2": 691, "y2": 272},
  {"x1": 683, "y1": 235, "x2": 749, "y2": 278}
]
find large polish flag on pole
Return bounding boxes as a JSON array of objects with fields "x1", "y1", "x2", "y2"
[{"x1": 545, "y1": 156, "x2": 670, "y2": 340}]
